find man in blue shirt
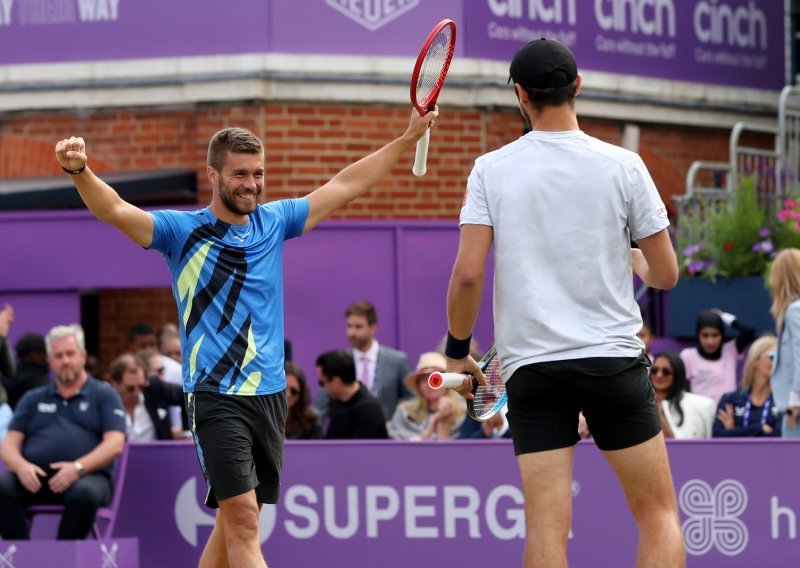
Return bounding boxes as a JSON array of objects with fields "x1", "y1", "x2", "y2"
[
  {"x1": 0, "y1": 324, "x2": 126, "y2": 540},
  {"x1": 54, "y1": 107, "x2": 438, "y2": 567}
]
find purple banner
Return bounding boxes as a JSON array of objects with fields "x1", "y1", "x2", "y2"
[
  {"x1": 4, "y1": 440, "x2": 790, "y2": 567},
  {"x1": 464, "y1": 0, "x2": 784, "y2": 90},
  {"x1": 0, "y1": 0, "x2": 784, "y2": 90},
  {"x1": 0, "y1": 0, "x2": 269, "y2": 64}
]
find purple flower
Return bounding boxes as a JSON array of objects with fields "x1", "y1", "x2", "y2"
[
  {"x1": 682, "y1": 243, "x2": 703, "y2": 257},
  {"x1": 687, "y1": 259, "x2": 713, "y2": 275},
  {"x1": 761, "y1": 240, "x2": 774, "y2": 254},
  {"x1": 759, "y1": 227, "x2": 771, "y2": 238}
]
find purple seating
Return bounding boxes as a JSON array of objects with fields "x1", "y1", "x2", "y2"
[{"x1": 25, "y1": 443, "x2": 129, "y2": 540}]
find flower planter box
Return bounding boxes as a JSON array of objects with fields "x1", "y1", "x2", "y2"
[{"x1": 666, "y1": 276, "x2": 774, "y2": 338}]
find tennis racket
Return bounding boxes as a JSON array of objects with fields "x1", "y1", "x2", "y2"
[
  {"x1": 428, "y1": 346, "x2": 506, "y2": 422},
  {"x1": 410, "y1": 18, "x2": 456, "y2": 177}
]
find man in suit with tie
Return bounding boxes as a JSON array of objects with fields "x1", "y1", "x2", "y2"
[{"x1": 314, "y1": 300, "x2": 412, "y2": 424}]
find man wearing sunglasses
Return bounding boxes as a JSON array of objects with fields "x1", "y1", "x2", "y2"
[{"x1": 108, "y1": 353, "x2": 186, "y2": 442}]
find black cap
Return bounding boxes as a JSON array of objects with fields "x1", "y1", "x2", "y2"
[
  {"x1": 15, "y1": 333, "x2": 46, "y2": 357},
  {"x1": 509, "y1": 38, "x2": 577, "y2": 89}
]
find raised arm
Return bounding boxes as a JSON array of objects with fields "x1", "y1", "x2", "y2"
[
  {"x1": 303, "y1": 107, "x2": 438, "y2": 232},
  {"x1": 55, "y1": 137, "x2": 154, "y2": 247}
]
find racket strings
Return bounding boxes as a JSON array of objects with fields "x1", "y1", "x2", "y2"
[
  {"x1": 471, "y1": 356, "x2": 505, "y2": 419},
  {"x1": 415, "y1": 26, "x2": 454, "y2": 108}
]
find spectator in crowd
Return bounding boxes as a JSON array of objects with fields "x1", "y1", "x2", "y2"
[
  {"x1": 680, "y1": 309, "x2": 755, "y2": 404},
  {"x1": 769, "y1": 249, "x2": 800, "y2": 438},
  {"x1": 0, "y1": 324, "x2": 125, "y2": 540},
  {"x1": 650, "y1": 351, "x2": 715, "y2": 439},
  {"x1": 284, "y1": 362, "x2": 322, "y2": 440},
  {"x1": 0, "y1": 304, "x2": 15, "y2": 380},
  {"x1": 159, "y1": 325, "x2": 182, "y2": 363},
  {"x1": 315, "y1": 300, "x2": 412, "y2": 424},
  {"x1": 131, "y1": 323, "x2": 181, "y2": 386},
  {"x1": 3, "y1": 334, "x2": 50, "y2": 410},
  {"x1": 0, "y1": 401, "x2": 10, "y2": 443},
  {"x1": 317, "y1": 350, "x2": 387, "y2": 439},
  {"x1": 129, "y1": 322, "x2": 159, "y2": 352},
  {"x1": 108, "y1": 352, "x2": 186, "y2": 442},
  {"x1": 389, "y1": 352, "x2": 466, "y2": 440},
  {"x1": 84, "y1": 354, "x2": 102, "y2": 380},
  {"x1": 714, "y1": 335, "x2": 781, "y2": 438},
  {"x1": 140, "y1": 349, "x2": 186, "y2": 438},
  {"x1": 637, "y1": 318, "x2": 656, "y2": 362}
]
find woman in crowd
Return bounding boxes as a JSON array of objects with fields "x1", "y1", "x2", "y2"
[
  {"x1": 714, "y1": 335, "x2": 781, "y2": 437},
  {"x1": 649, "y1": 351, "x2": 715, "y2": 439},
  {"x1": 769, "y1": 249, "x2": 800, "y2": 437},
  {"x1": 389, "y1": 352, "x2": 466, "y2": 441},
  {"x1": 679, "y1": 308, "x2": 755, "y2": 404},
  {"x1": 284, "y1": 362, "x2": 322, "y2": 440}
]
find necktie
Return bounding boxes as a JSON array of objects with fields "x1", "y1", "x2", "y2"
[{"x1": 361, "y1": 356, "x2": 371, "y2": 390}]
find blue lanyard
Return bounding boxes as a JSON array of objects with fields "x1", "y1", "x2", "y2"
[{"x1": 743, "y1": 390, "x2": 771, "y2": 427}]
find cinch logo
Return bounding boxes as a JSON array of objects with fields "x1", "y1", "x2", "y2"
[
  {"x1": 693, "y1": 0, "x2": 767, "y2": 50},
  {"x1": 325, "y1": 0, "x2": 420, "y2": 31},
  {"x1": 595, "y1": 0, "x2": 676, "y2": 37},
  {"x1": 679, "y1": 479, "x2": 748, "y2": 556}
]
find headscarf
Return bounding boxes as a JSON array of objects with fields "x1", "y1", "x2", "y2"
[{"x1": 695, "y1": 310, "x2": 725, "y2": 361}]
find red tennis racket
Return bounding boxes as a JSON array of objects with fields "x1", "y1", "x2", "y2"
[{"x1": 410, "y1": 19, "x2": 456, "y2": 177}]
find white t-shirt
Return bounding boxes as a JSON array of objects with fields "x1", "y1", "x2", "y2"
[{"x1": 460, "y1": 130, "x2": 669, "y2": 380}]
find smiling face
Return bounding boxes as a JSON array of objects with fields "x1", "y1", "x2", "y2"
[
  {"x1": 209, "y1": 151, "x2": 265, "y2": 222},
  {"x1": 649, "y1": 356, "x2": 675, "y2": 395}
]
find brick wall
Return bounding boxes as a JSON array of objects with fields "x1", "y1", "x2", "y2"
[{"x1": 0, "y1": 101, "x2": 740, "y2": 370}]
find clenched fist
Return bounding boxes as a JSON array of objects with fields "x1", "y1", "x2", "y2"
[{"x1": 55, "y1": 136, "x2": 88, "y2": 172}]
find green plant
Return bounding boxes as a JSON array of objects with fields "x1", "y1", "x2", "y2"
[{"x1": 676, "y1": 176, "x2": 800, "y2": 281}]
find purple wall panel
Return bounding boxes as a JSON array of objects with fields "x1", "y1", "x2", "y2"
[
  {"x1": 0, "y1": 211, "x2": 489, "y2": 383},
  {"x1": 2, "y1": 291, "x2": 80, "y2": 350}
]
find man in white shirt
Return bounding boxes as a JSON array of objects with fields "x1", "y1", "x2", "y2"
[
  {"x1": 314, "y1": 300, "x2": 411, "y2": 423},
  {"x1": 445, "y1": 39, "x2": 683, "y2": 568},
  {"x1": 108, "y1": 353, "x2": 185, "y2": 442}
]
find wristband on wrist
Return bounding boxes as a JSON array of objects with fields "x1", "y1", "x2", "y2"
[
  {"x1": 445, "y1": 331, "x2": 472, "y2": 359},
  {"x1": 62, "y1": 163, "x2": 86, "y2": 175}
]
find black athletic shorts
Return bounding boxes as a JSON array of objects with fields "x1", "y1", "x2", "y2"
[
  {"x1": 186, "y1": 390, "x2": 288, "y2": 508},
  {"x1": 506, "y1": 354, "x2": 660, "y2": 455}
]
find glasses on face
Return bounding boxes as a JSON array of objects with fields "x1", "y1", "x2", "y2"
[
  {"x1": 761, "y1": 351, "x2": 776, "y2": 360},
  {"x1": 125, "y1": 384, "x2": 145, "y2": 394},
  {"x1": 286, "y1": 387, "x2": 301, "y2": 396},
  {"x1": 152, "y1": 367, "x2": 165, "y2": 375},
  {"x1": 650, "y1": 366, "x2": 673, "y2": 377}
]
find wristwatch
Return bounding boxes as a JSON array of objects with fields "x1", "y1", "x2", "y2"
[{"x1": 74, "y1": 461, "x2": 85, "y2": 477}]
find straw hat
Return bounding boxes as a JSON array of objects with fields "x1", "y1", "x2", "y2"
[{"x1": 403, "y1": 352, "x2": 447, "y2": 392}]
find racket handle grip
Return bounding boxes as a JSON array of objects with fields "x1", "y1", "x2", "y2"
[
  {"x1": 428, "y1": 372, "x2": 466, "y2": 390},
  {"x1": 412, "y1": 128, "x2": 431, "y2": 177}
]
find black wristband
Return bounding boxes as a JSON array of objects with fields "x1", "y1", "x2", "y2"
[
  {"x1": 62, "y1": 163, "x2": 86, "y2": 175},
  {"x1": 445, "y1": 331, "x2": 472, "y2": 359}
]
